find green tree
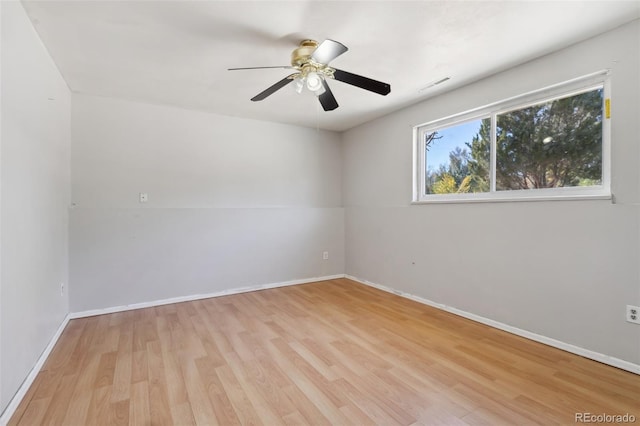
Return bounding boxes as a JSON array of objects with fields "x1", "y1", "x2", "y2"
[
  {"x1": 447, "y1": 147, "x2": 470, "y2": 185},
  {"x1": 495, "y1": 89, "x2": 602, "y2": 190},
  {"x1": 465, "y1": 118, "x2": 491, "y2": 192},
  {"x1": 427, "y1": 146, "x2": 473, "y2": 194}
]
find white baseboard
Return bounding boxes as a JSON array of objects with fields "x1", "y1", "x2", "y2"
[
  {"x1": 7, "y1": 272, "x2": 633, "y2": 426},
  {"x1": 0, "y1": 313, "x2": 71, "y2": 426},
  {"x1": 345, "y1": 274, "x2": 640, "y2": 376},
  {"x1": 70, "y1": 274, "x2": 346, "y2": 319}
]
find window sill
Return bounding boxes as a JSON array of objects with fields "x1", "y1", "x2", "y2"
[{"x1": 412, "y1": 192, "x2": 612, "y2": 205}]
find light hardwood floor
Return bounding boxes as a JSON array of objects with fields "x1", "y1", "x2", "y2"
[{"x1": 8, "y1": 278, "x2": 640, "y2": 425}]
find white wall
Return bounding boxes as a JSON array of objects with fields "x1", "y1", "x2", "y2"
[
  {"x1": 70, "y1": 94, "x2": 344, "y2": 312},
  {"x1": 0, "y1": 1, "x2": 71, "y2": 414},
  {"x1": 343, "y1": 20, "x2": 640, "y2": 365}
]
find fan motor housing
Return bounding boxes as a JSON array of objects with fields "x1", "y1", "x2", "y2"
[{"x1": 291, "y1": 40, "x2": 319, "y2": 68}]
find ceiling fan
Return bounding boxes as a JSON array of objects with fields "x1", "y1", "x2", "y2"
[{"x1": 228, "y1": 39, "x2": 391, "y2": 111}]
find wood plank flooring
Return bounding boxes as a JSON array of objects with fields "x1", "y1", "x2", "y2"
[{"x1": 8, "y1": 278, "x2": 640, "y2": 425}]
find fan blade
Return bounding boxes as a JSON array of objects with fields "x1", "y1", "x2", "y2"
[
  {"x1": 333, "y1": 68, "x2": 391, "y2": 96},
  {"x1": 311, "y1": 39, "x2": 348, "y2": 64},
  {"x1": 251, "y1": 74, "x2": 297, "y2": 101},
  {"x1": 229, "y1": 66, "x2": 295, "y2": 71},
  {"x1": 318, "y1": 80, "x2": 339, "y2": 111}
]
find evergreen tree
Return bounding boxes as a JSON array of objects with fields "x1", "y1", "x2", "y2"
[
  {"x1": 495, "y1": 89, "x2": 602, "y2": 190},
  {"x1": 465, "y1": 118, "x2": 491, "y2": 192}
]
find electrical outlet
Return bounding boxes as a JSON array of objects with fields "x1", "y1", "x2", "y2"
[
  {"x1": 626, "y1": 305, "x2": 640, "y2": 324},
  {"x1": 139, "y1": 192, "x2": 148, "y2": 203},
  {"x1": 322, "y1": 251, "x2": 329, "y2": 260}
]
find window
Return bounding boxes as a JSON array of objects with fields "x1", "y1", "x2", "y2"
[
  {"x1": 414, "y1": 73, "x2": 610, "y2": 203},
  {"x1": 424, "y1": 117, "x2": 491, "y2": 195}
]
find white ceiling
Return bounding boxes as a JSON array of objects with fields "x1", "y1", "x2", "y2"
[{"x1": 22, "y1": 1, "x2": 640, "y2": 132}]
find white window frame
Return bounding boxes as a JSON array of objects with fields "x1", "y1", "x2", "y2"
[{"x1": 413, "y1": 71, "x2": 611, "y2": 204}]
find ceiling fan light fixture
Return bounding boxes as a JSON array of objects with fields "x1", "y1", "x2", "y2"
[
  {"x1": 306, "y1": 72, "x2": 323, "y2": 92},
  {"x1": 313, "y1": 83, "x2": 326, "y2": 97},
  {"x1": 292, "y1": 72, "x2": 326, "y2": 96}
]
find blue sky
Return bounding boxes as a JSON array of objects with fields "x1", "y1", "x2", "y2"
[{"x1": 426, "y1": 119, "x2": 484, "y2": 171}]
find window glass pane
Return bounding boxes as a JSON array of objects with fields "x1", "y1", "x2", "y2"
[
  {"x1": 495, "y1": 88, "x2": 603, "y2": 191},
  {"x1": 425, "y1": 118, "x2": 491, "y2": 194}
]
